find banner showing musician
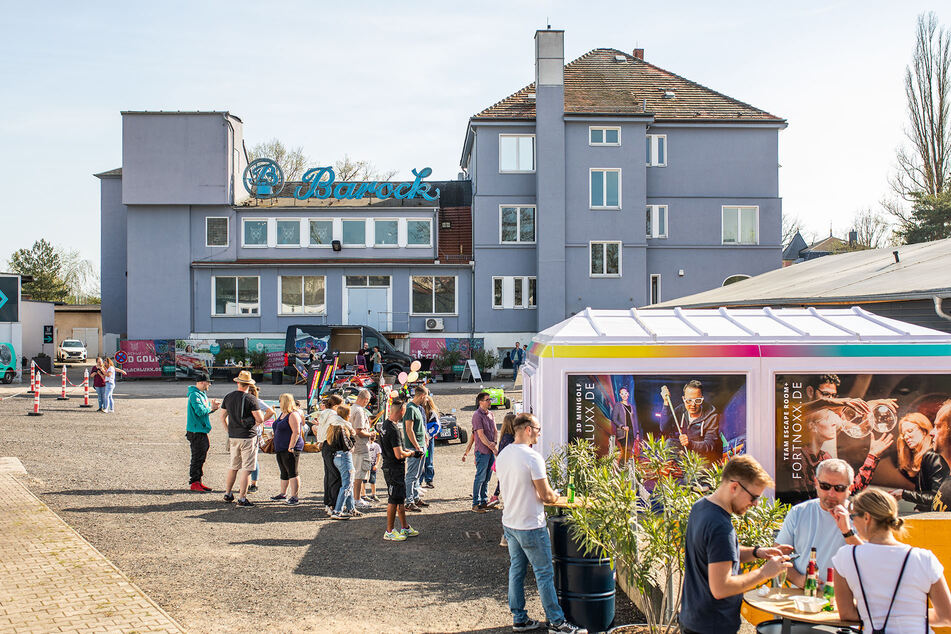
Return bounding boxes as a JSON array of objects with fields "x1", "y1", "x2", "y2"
[{"x1": 659, "y1": 380, "x2": 723, "y2": 464}]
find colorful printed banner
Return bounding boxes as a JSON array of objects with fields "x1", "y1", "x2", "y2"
[
  {"x1": 118, "y1": 340, "x2": 176, "y2": 378},
  {"x1": 247, "y1": 338, "x2": 285, "y2": 372},
  {"x1": 410, "y1": 337, "x2": 484, "y2": 359}
]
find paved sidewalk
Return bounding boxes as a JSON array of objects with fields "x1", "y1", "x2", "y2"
[{"x1": 0, "y1": 470, "x2": 185, "y2": 633}]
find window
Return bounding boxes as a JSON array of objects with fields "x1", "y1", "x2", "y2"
[
  {"x1": 346, "y1": 275, "x2": 390, "y2": 287},
  {"x1": 723, "y1": 274, "x2": 751, "y2": 286},
  {"x1": 590, "y1": 242, "x2": 621, "y2": 277},
  {"x1": 406, "y1": 219, "x2": 432, "y2": 246},
  {"x1": 411, "y1": 276, "x2": 456, "y2": 314},
  {"x1": 650, "y1": 274, "x2": 661, "y2": 305},
  {"x1": 309, "y1": 220, "x2": 333, "y2": 246},
  {"x1": 646, "y1": 205, "x2": 668, "y2": 238},
  {"x1": 342, "y1": 219, "x2": 366, "y2": 246},
  {"x1": 279, "y1": 275, "x2": 326, "y2": 315},
  {"x1": 500, "y1": 206, "x2": 536, "y2": 243},
  {"x1": 589, "y1": 127, "x2": 621, "y2": 146},
  {"x1": 213, "y1": 276, "x2": 259, "y2": 315},
  {"x1": 242, "y1": 219, "x2": 267, "y2": 247},
  {"x1": 492, "y1": 276, "x2": 537, "y2": 309},
  {"x1": 499, "y1": 134, "x2": 535, "y2": 172},
  {"x1": 721, "y1": 206, "x2": 759, "y2": 244},
  {"x1": 374, "y1": 219, "x2": 398, "y2": 246},
  {"x1": 276, "y1": 219, "x2": 300, "y2": 246},
  {"x1": 646, "y1": 134, "x2": 667, "y2": 167},
  {"x1": 590, "y1": 169, "x2": 621, "y2": 209},
  {"x1": 205, "y1": 217, "x2": 228, "y2": 247}
]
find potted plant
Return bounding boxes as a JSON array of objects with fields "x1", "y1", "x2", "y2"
[
  {"x1": 433, "y1": 346, "x2": 463, "y2": 382},
  {"x1": 471, "y1": 347, "x2": 500, "y2": 381},
  {"x1": 248, "y1": 349, "x2": 268, "y2": 382},
  {"x1": 556, "y1": 436, "x2": 789, "y2": 634}
]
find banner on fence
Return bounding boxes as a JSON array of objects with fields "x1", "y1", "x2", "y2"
[{"x1": 118, "y1": 340, "x2": 176, "y2": 378}]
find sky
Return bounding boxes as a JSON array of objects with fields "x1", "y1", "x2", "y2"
[{"x1": 0, "y1": 1, "x2": 942, "y2": 273}]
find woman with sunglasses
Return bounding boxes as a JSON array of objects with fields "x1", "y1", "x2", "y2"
[
  {"x1": 832, "y1": 488, "x2": 951, "y2": 632},
  {"x1": 889, "y1": 413, "x2": 950, "y2": 512}
]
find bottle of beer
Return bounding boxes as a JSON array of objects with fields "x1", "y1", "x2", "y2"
[
  {"x1": 822, "y1": 568, "x2": 835, "y2": 610},
  {"x1": 567, "y1": 473, "x2": 575, "y2": 504},
  {"x1": 804, "y1": 548, "x2": 818, "y2": 597}
]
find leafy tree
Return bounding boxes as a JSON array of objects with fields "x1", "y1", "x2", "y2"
[
  {"x1": 8, "y1": 239, "x2": 70, "y2": 302},
  {"x1": 248, "y1": 139, "x2": 309, "y2": 181},
  {"x1": 894, "y1": 191, "x2": 951, "y2": 243}
]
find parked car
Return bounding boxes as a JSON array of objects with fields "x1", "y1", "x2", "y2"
[
  {"x1": 56, "y1": 339, "x2": 87, "y2": 363},
  {"x1": 284, "y1": 324, "x2": 412, "y2": 377},
  {"x1": 0, "y1": 342, "x2": 15, "y2": 384}
]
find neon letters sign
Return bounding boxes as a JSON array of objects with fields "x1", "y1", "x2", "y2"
[{"x1": 243, "y1": 158, "x2": 440, "y2": 202}]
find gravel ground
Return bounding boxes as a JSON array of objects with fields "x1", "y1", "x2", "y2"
[{"x1": 0, "y1": 373, "x2": 641, "y2": 633}]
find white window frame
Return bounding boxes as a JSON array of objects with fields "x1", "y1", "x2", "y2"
[
  {"x1": 649, "y1": 274, "x2": 662, "y2": 305},
  {"x1": 373, "y1": 218, "x2": 400, "y2": 248},
  {"x1": 589, "y1": 241, "x2": 622, "y2": 278},
  {"x1": 211, "y1": 275, "x2": 260, "y2": 317},
  {"x1": 646, "y1": 134, "x2": 667, "y2": 167},
  {"x1": 498, "y1": 205, "x2": 537, "y2": 244},
  {"x1": 492, "y1": 277, "x2": 504, "y2": 309},
  {"x1": 647, "y1": 204, "x2": 668, "y2": 239},
  {"x1": 498, "y1": 134, "x2": 536, "y2": 173},
  {"x1": 277, "y1": 275, "x2": 327, "y2": 316},
  {"x1": 722, "y1": 274, "x2": 751, "y2": 286},
  {"x1": 490, "y1": 275, "x2": 537, "y2": 310},
  {"x1": 241, "y1": 218, "x2": 268, "y2": 248},
  {"x1": 341, "y1": 218, "x2": 367, "y2": 247},
  {"x1": 405, "y1": 218, "x2": 433, "y2": 248},
  {"x1": 721, "y1": 205, "x2": 760, "y2": 245},
  {"x1": 205, "y1": 217, "x2": 229, "y2": 248},
  {"x1": 589, "y1": 126, "x2": 621, "y2": 146},
  {"x1": 275, "y1": 217, "x2": 302, "y2": 248},
  {"x1": 409, "y1": 275, "x2": 458, "y2": 316},
  {"x1": 308, "y1": 219, "x2": 334, "y2": 249},
  {"x1": 589, "y1": 168, "x2": 622, "y2": 210}
]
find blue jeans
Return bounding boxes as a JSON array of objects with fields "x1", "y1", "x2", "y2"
[
  {"x1": 333, "y1": 451, "x2": 355, "y2": 513},
  {"x1": 504, "y1": 525, "x2": 564, "y2": 626},
  {"x1": 512, "y1": 362, "x2": 521, "y2": 379},
  {"x1": 93, "y1": 386, "x2": 105, "y2": 409},
  {"x1": 103, "y1": 382, "x2": 115, "y2": 411},
  {"x1": 418, "y1": 437, "x2": 435, "y2": 484},
  {"x1": 405, "y1": 454, "x2": 424, "y2": 503},
  {"x1": 472, "y1": 451, "x2": 494, "y2": 506}
]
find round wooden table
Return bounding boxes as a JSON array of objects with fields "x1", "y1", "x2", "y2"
[{"x1": 743, "y1": 587, "x2": 860, "y2": 634}]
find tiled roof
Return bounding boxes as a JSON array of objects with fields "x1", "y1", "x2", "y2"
[
  {"x1": 473, "y1": 49, "x2": 781, "y2": 122},
  {"x1": 94, "y1": 167, "x2": 122, "y2": 178}
]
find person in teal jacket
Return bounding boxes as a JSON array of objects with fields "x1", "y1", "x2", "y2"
[{"x1": 186, "y1": 373, "x2": 220, "y2": 491}]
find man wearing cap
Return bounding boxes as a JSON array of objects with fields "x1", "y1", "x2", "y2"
[
  {"x1": 185, "y1": 373, "x2": 220, "y2": 492},
  {"x1": 220, "y1": 370, "x2": 266, "y2": 507}
]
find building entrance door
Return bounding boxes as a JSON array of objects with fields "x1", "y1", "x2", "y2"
[{"x1": 347, "y1": 287, "x2": 388, "y2": 332}]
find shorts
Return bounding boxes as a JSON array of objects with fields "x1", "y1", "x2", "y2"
[
  {"x1": 383, "y1": 467, "x2": 406, "y2": 505},
  {"x1": 353, "y1": 452, "x2": 372, "y2": 480},
  {"x1": 368, "y1": 469, "x2": 377, "y2": 484},
  {"x1": 229, "y1": 438, "x2": 258, "y2": 472},
  {"x1": 276, "y1": 450, "x2": 302, "y2": 480}
]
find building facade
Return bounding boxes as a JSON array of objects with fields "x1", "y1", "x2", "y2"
[{"x1": 99, "y1": 30, "x2": 785, "y2": 353}]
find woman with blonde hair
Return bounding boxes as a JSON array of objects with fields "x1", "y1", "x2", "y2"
[
  {"x1": 832, "y1": 488, "x2": 951, "y2": 632},
  {"x1": 270, "y1": 393, "x2": 304, "y2": 505},
  {"x1": 328, "y1": 405, "x2": 357, "y2": 519},
  {"x1": 890, "y1": 412, "x2": 950, "y2": 512}
]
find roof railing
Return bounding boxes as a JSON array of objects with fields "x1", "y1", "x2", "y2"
[
  {"x1": 806, "y1": 306, "x2": 859, "y2": 338},
  {"x1": 763, "y1": 307, "x2": 808, "y2": 336},
  {"x1": 674, "y1": 307, "x2": 707, "y2": 336},
  {"x1": 718, "y1": 307, "x2": 759, "y2": 336},
  {"x1": 850, "y1": 306, "x2": 911, "y2": 336},
  {"x1": 629, "y1": 307, "x2": 657, "y2": 341},
  {"x1": 584, "y1": 307, "x2": 606, "y2": 337}
]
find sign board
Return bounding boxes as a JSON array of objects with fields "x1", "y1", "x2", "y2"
[
  {"x1": 460, "y1": 359, "x2": 482, "y2": 383},
  {"x1": 43, "y1": 325, "x2": 54, "y2": 344},
  {"x1": 0, "y1": 276, "x2": 19, "y2": 322}
]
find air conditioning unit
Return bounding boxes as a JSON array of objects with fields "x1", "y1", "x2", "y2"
[{"x1": 425, "y1": 318, "x2": 444, "y2": 331}]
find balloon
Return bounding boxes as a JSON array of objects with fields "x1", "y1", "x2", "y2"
[
  {"x1": 398, "y1": 371, "x2": 408, "y2": 385},
  {"x1": 406, "y1": 371, "x2": 419, "y2": 383},
  {"x1": 410, "y1": 360, "x2": 422, "y2": 372}
]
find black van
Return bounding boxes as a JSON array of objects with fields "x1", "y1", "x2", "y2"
[{"x1": 284, "y1": 325, "x2": 412, "y2": 375}]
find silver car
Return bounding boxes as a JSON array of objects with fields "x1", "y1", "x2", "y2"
[{"x1": 57, "y1": 339, "x2": 87, "y2": 363}]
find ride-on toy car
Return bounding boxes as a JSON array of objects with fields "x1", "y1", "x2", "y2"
[
  {"x1": 433, "y1": 412, "x2": 468, "y2": 444},
  {"x1": 483, "y1": 386, "x2": 511, "y2": 410}
]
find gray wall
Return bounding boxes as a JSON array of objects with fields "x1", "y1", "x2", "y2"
[{"x1": 99, "y1": 175, "x2": 127, "y2": 336}]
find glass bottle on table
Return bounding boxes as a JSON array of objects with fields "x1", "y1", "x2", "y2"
[
  {"x1": 822, "y1": 568, "x2": 835, "y2": 610},
  {"x1": 566, "y1": 473, "x2": 575, "y2": 504}
]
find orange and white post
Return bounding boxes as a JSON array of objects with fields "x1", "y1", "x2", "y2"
[
  {"x1": 57, "y1": 365, "x2": 69, "y2": 401},
  {"x1": 28, "y1": 368, "x2": 42, "y2": 416},
  {"x1": 80, "y1": 369, "x2": 92, "y2": 408}
]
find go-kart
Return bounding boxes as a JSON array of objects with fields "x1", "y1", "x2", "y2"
[{"x1": 483, "y1": 386, "x2": 511, "y2": 410}]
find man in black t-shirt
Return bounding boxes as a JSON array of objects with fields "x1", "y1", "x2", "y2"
[
  {"x1": 380, "y1": 397, "x2": 417, "y2": 541},
  {"x1": 219, "y1": 371, "x2": 265, "y2": 507}
]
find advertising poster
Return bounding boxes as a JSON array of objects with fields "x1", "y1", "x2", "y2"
[
  {"x1": 775, "y1": 373, "x2": 951, "y2": 513},
  {"x1": 567, "y1": 373, "x2": 747, "y2": 463},
  {"x1": 175, "y1": 339, "x2": 216, "y2": 378},
  {"x1": 409, "y1": 337, "x2": 484, "y2": 359},
  {"x1": 118, "y1": 340, "x2": 176, "y2": 378},
  {"x1": 247, "y1": 338, "x2": 286, "y2": 372}
]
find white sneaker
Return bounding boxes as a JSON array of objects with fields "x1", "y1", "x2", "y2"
[
  {"x1": 356, "y1": 500, "x2": 371, "y2": 510},
  {"x1": 324, "y1": 506, "x2": 334, "y2": 516}
]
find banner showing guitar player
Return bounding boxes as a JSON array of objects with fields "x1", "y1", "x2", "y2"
[{"x1": 567, "y1": 373, "x2": 747, "y2": 463}]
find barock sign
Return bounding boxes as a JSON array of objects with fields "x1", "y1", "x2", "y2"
[{"x1": 243, "y1": 158, "x2": 440, "y2": 202}]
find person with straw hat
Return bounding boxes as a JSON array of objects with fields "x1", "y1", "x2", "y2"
[{"x1": 220, "y1": 370, "x2": 266, "y2": 507}]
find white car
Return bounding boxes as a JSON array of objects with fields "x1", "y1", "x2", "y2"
[{"x1": 57, "y1": 339, "x2": 87, "y2": 363}]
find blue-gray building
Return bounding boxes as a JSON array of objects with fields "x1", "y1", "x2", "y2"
[{"x1": 98, "y1": 30, "x2": 784, "y2": 355}]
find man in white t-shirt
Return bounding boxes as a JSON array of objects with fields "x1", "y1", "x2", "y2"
[
  {"x1": 495, "y1": 413, "x2": 587, "y2": 634},
  {"x1": 351, "y1": 389, "x2": 375, "y2": 508}
]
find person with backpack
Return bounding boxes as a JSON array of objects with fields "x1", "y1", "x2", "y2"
[{"x1": 832, "y1": 487, "x2": 951, "y2": 632}]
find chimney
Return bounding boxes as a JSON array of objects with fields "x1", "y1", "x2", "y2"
[
  {"x1": 848, "y1": 230, "x2": 857, "y2": 247},
  {"x1": 535, "y1": 30, "x2": 565, "y2": 89},
  {"x1": 633, "y1": 48, "x2": 644, "y2": 60}
]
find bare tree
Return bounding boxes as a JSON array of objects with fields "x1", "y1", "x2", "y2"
[
  {"x1": 57, "y1": 247, "x2": 100, "y2": 304},
  {"x1": 248, "y1": 139, "x2": 309, "y2": 181},
  {"x1": 334, "y1": 154, "x2": 398, "y2": 182},
  {"x1": 890, "y1": 12, "x2": 951, "y2": 203},
  {"x1": 851, "y1": 208, "x2": 894, "y2": 249},
  {"x1": 782, "y1": 213, "x2": 806, "y2": 246}
]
